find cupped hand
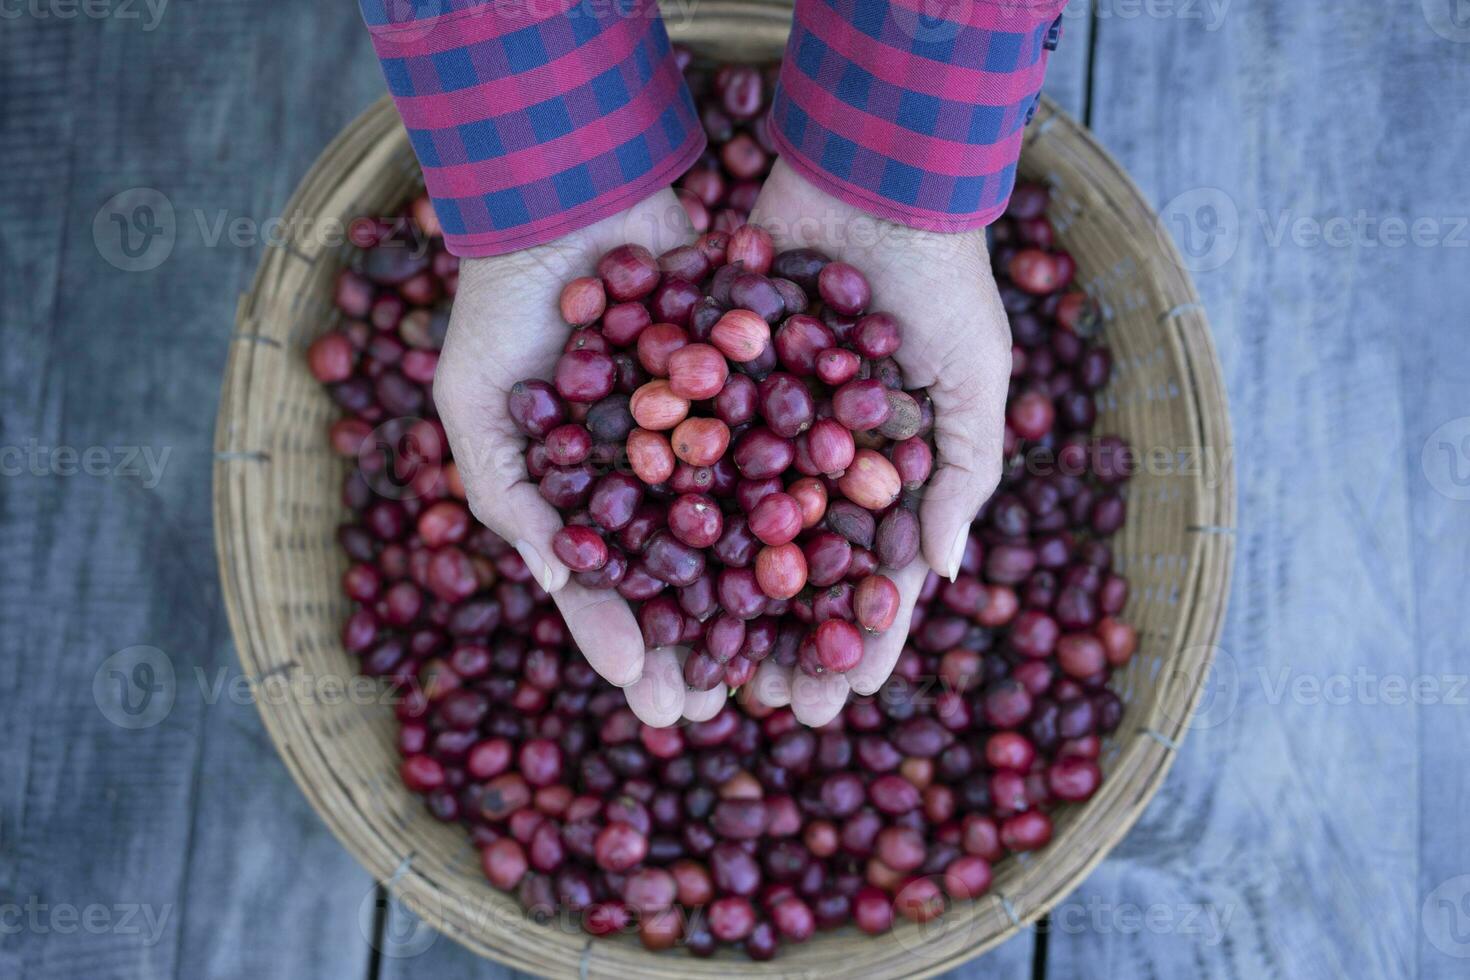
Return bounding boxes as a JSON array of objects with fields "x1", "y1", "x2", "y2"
[
  {"x1": 747, "y1": 159, "x2": 1011, "y2": 726},
  {"x1": 434, "y1": 190, "x2": 723, "y2": 727}
]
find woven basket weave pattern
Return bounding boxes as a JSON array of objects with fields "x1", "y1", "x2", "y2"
[{"x1": 213, "y1": 6, "x2": 1234, "y2": 976}]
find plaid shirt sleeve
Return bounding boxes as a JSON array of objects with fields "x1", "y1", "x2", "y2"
[
  {"x1": 360, "y1": 0, "x2": 706, "y2": 257},
  {"x1": 769, "y1": 0, "x2": 1068, "y2": 232}
]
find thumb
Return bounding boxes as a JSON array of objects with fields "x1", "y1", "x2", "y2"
[
  {"x1": 432, "y1": 351, "x2": 572, "y2": 596},
  {"x1": 467, "y1": 480, "x2": 571, "y2": 597},
  {"x1": 449, "y1": 412, "x2": 570, "y2": 594}
]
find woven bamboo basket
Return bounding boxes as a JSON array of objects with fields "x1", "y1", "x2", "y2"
[{"x1": 213, "y1": 3, "x2": 1234, "y2": 976}]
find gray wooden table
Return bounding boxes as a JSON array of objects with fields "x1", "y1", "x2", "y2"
[{"x1": 3, "y1": 2, "x2": 1468, "y2": 978}]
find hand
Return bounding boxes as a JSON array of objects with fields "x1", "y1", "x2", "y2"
[
  {"x1": 746, "y1": 159, "x2": 1011, "y2": 726},
  {"x1": 434, "y1": 190, "x2": 727, "y2": 727}
]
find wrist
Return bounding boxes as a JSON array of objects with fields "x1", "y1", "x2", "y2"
[
  {"x1": 758, "y1": 158, "x2": 989, "y2": 270},
  {"x1": 460, "y1": 187, "x2": 691, "y2": 287}
]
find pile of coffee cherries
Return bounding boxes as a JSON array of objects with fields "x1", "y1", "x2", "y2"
[
  {"x1": 511, "y1": 222, "x2": 928, "y2": 688},
  {"x1": 308, "y1": 53, "x2": 1138, "y2": 962},
  {"x1": 671, "y1": 54, "x2": 780, "y2": 233}
]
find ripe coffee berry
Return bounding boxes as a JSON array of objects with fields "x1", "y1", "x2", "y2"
[
  {"x1": 315, "y1": 54, "x2": 1137, "y2": 962},
  {"x1": 509, "y1": 220, "x2": 931, "y2": 694}
]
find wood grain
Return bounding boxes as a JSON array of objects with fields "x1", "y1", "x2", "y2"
[
  {"x1": 19, "y1": 1, "x2": 1461, "y2": 979},
  {"x1": 377, "y1": 899, "x2": 1044, "y2": 980},
  {"x1": 1044, "y1": 5, "x2": 1470, "y2": 979},
  {"x1": 1042, "y1": 1, "x2": 1095, "y2": 122},
  {"x1": 170, "y1": 3, "x2": 391, "y2": 975},
  {"x1": 1391, "y1": 16, "x2": 1470, "y2": 980},
  {"x1": 0, "y1": 0, "x2": 1109, "y2": 975},
  {"x1": 0, "y1": 6, "x2": 385, "y2": 980}
]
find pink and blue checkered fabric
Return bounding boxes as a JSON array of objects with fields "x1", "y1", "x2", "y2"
[
  {"x1": 770, "y1": 0, "x2": 1065, "y2": 231},
  {"x1": 362, "y1": 0, "x2": 1064, "y2": 255},
  {"x1": 361, "y1": 0, "x2": 705, "y2": 256}
]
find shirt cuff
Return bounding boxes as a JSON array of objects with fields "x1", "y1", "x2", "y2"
[
  {"x1": 769, "y1": 0, "x2": 1067, "y2": 233},
  {"x1": 362, "y1": 0, "x2": 707, "y2": 257}
]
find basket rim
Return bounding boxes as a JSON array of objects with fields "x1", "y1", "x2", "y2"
[{"x1": 213, "y1": 89, "x2": 1235, "y2": 978}]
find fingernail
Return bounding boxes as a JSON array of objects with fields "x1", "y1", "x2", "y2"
[
  {"x1": 513, "y1": 540, "x2": 555, "y2": 593},
  {"x1": 947, "y1": 531, "x2": 968, "y2": 582}
]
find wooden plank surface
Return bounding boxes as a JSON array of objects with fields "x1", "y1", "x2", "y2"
[
  {"x1": 1044, "y1": 5, "x2": 1470, "y2": 979},
  {"x1": 1389, "y1": 14, "x2": 1470, "y2": 976},
  {"x1": 0, "y1": 7, "x2": 386, "y2": 980},
  {"x1": 164, "y1": 5, "x2": 392, "y2": 974},
  {"x1": 1044, "y1": 0, "x2": 1096, "y2": 122},
  {"x1": 5, "y1": 2, "x2": 1464, "y2": 980}
]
